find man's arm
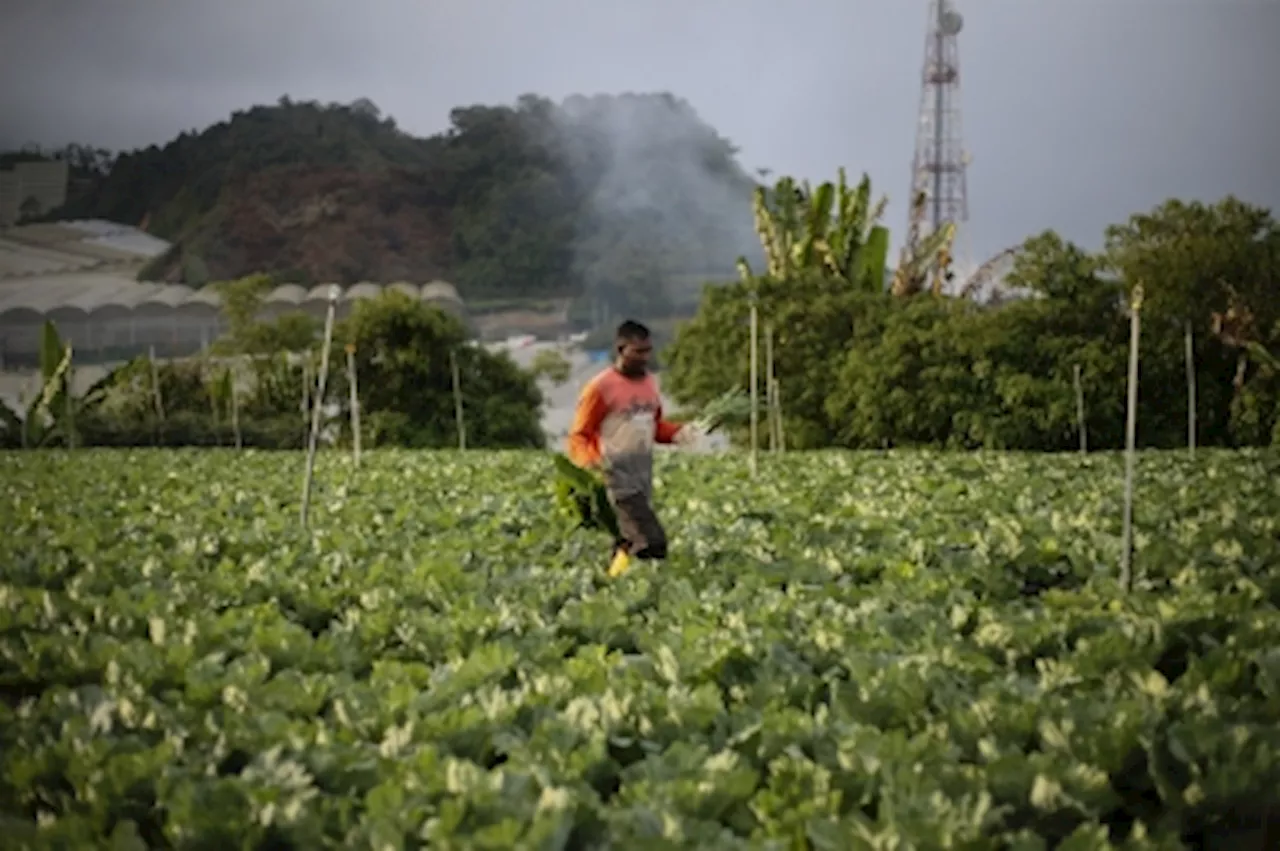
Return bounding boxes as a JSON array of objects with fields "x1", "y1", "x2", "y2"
[
  {"x1": 566, "y1": 380, "x2": 608, "y2": 467},
  {"x1": 654, "y1": 403, "x2": 682, "y2": 445}
]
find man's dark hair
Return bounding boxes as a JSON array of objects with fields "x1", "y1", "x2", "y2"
[{"x1": 615, "y1": 319, "x2": 650, "y2": 345}]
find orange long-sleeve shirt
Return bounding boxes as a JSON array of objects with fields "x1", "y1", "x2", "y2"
[{"x1": 566, "y1": 368, "x2": 680, "y2": 496}]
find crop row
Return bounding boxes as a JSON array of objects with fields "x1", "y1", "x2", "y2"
[{"x1": 1, "y1": 449, "x2": 1278, "y2": 848}]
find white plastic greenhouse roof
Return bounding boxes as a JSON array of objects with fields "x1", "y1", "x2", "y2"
[
  {"x1": 0, "y1": 220, "x2": 171, "y2": 280},
  {"x1": 0, "y1": 278, "x2": 464, "y2": 323},
  {"x1": 264, "y1": 284, "x2": 307, "y2": 305},
  {"x1": 421, "y1": 280, "x2": 461, "y2": 302}
]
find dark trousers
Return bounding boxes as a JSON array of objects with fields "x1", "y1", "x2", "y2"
[{"x1": 611, "y1": 492, "x2": 668, "y2": 560}]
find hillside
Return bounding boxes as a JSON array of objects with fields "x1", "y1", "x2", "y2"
[{"x1": 45, "y1": 94, "x2": 763, "y2": 312}]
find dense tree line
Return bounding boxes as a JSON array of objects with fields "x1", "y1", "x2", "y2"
[
  {"x1": 1, "y1": 287, "x2": 546, "y2": 451},
  {"x1": 667, "y1": 183, "x2": 1280, "y2": 452},
  {"x1": 16, "y1": 94, "x2": 759, "y2": 311}
]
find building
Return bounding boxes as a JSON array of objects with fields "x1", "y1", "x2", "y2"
[{"x1": 0, "y1": 160, "x2": 70, "y2": 226}]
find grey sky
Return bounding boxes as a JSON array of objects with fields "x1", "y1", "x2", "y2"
[{"x1": 1, "y1": 0, "x2": 1277, "y2": 265}]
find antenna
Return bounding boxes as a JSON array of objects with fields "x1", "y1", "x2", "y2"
[{"x1": 907, "y1": 0, "x2": 971, "y2": 286}]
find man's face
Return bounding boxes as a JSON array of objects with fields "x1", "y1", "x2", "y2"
[{"x1": 617, "y1": 337, "x2": 652, "y2": 376}]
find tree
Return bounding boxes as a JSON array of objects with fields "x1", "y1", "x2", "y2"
[
  {"x1": 824, "y1": 277, "x2": 1129, "y2": 451},
  {"x1": 1105, "y1": 197, "x2": 1280, "y2": 442},
  {"x1": 350, "y1": 98, "x2": 381, "y2": 120},
  {"x1": 336, "y1": 292, "x2": 544, "y2": 448},
  {"x1": 1005, "y1": 231, "x2": 1115, "y2": 306},
  {"x1": 670, "y1": 186, "x2": 1280, "y2": 452},
  {"x1": 210, "y1": 274, "x2": 319, "y2": 357},
  {"x1": 666, "y1": 271, "x2": 889, "y2": 448},
  {"x1": 530, "y1": 349, "x2": 572, "y2": 385},
  {"x1": 1105, "y1": 198, "x2": 1277, "y2": 336}
]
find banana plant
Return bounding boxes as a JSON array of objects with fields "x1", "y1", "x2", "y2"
[
  {"x1": 890, "y1": 189, "x2": 958, "y2": 297},
  {"x1": 1246, "y1": 340, "x2": 1279, "y2": 374},
  {"x1": 0, "y1": 321, "x2": 113, "y2": 448},
  {"x1": 743, "y1": 169, "x2": 890, "y2": 292},
  {"x1": 750, "y1": 177, "x2": 802, "y2": 279},
  {"x1": 815, "y1": 170, "x2": 890, "y2": 292}
]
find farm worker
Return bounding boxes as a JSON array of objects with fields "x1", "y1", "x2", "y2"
[{"x1": 567, "y1": 319, "x2": 700, "y2": 577}]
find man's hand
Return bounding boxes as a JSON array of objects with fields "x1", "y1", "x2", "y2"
[{"x1": 674, "y1": 424, "x2": 704, "y2": 447}]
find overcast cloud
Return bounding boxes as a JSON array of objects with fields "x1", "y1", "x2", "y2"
[{"x1": 1, "y1": 0, "x2": 1277, "y2": 265}]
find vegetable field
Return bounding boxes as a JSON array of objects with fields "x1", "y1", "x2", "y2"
[{"x1": 2, "y1": 449, "x2": 1279, "y2": 849}]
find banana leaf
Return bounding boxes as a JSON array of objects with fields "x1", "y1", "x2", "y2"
[
  {"x1": 860, "y1": 225, "x2": 890, "y2": 293},
  {"x1": 25, "y1": 338, "x2": 73, "y2": 447},
  {"x1": 1245, "y1": 341, "x2": 1279, "y2": 374},
  {"x1": 0, "y1": 399, "x2": 22, "y2": 447},
  {"x1": 552, "y1": 453, "x2": 619, "y2": 539}
]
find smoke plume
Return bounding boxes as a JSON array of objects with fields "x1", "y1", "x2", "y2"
[{"x1": 546, "y1": 93, "x2": 764, "y2": 320}]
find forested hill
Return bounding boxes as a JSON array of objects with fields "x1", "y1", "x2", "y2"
[{"x1": 44, "y1": 93, "x2": 763, "y2": 307}]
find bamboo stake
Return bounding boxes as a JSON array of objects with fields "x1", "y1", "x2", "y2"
[
  {"x1": 19, "y1": 382, "x2": 28, "y2": 449},
  {"x1": 302, "y1": 354, "x2": 312, "y2": 443},
  {"x1": 748, "y1": 296, "x2": 759, "y2": 477},
  {"x1": 775, "y1": 377, "x2": 786, "y2": 452},
  {"x1": 770, "y1": 377, "x2": 782, "y2": 452},
  {"x1": 301, "y1": 288, "x2": 340, "y2": 528},
  {"x1": 230, "y1": 369, "x2": 242, "y2": 450},
  {"x1": 206, "y1": 355, "x2": 222, "y2": 447},
  {"x1": 346, "y1": 343, "x2": 361, "y2": 466},
  {"x1": 765, "y1": 325, "x2": 778, "y2": 453},
  {"x1": 64, "y1": 345, "x2": 75, "y2": 450},
  {"x1": 1120, "y1": 283, "x2": 1144, "y2": 593},
  {"x1": 1185, "y1": 320, "x2": 1196, "y2": 458},
  {"x1": 149, "y1": 345, "x2": 164, "y2": 445},
  {"x1": 1073, "y1": 363, "x2": 1087, "y2": 454},
  {"x1": 451, "y1": 348, "x2": 466, "y2": 450}
]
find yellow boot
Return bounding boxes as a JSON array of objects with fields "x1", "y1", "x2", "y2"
[{"x1": 607, "y1": 548, "x2": 632, "y2": 578}]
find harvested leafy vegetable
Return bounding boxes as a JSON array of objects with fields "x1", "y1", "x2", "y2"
[
  {"x1": 691, "y1": 388, "x2": 753, "y2": 434},
  {"x1": 1, "y1": 447, "x2": 1278, "y2": 847},
  {"x1": 552, "y1": 452, "x2": 618, "y2": 538}
]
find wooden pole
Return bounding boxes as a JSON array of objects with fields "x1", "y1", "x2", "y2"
[
  {"x1": 206, "y1": 355, "x2": 222, "y2": 447},
  {"x1": 748, "y1": 296, "x2": 759, "y2": 477},
  {"x1": 451, "y1": 348, "x2": 466, "y2": 451},
  {"x1": 771, "y1": 377, "x2": 782, "y2": 452},
  {"x1": 346, "y1": 343, "x2": 361, "y2": 466},
  {"x1": 19, "y1": 381, "x2": 28, "y2": 449},
  {"x1": 775, "y1": 377, "x2": 786, "y2": 453},
  {"x1": 64, "y1": 345, "x2": 75, "y2": 450},
  {"x1": 1073, "y1": 363, "x2": 1087, "y2": 454},
  {"x1": 230, "y1": 369, "x2": 242, "y2": 450},
  {"x1": 1120, "y1": 283, "x2": 1143, "y2": 592},
  {"x1": 765, "y1": 325, "x2": 777, "y2": 453},
  {"x1": 1184, "y1": 320, "x2": 1196, "y2": 459},
  {"x1": 301, "y1": 354, "x2": 312, "y2": 444},
  {"x1": 301, "y1": 287, "x2": 340, "y2": 528},
  {"x1": 148, "y1": 345, "x2": 164, "y2": 445}
]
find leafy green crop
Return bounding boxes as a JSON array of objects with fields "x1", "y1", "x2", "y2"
[
  {"x1": 552, "y1": 453, "x2": 619, "y2": 539},
  {"x1": 2, "y1": 448, "x2": 1278, "y2": 848},
  {"x1": 691, "y1": 389, "x2": 753, "y2": 435}
]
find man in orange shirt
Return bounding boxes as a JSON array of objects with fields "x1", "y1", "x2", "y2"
[{"x1": 567, "y1": 319, "x2": 697, "y2": 577}]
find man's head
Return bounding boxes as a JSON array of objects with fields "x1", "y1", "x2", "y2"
[{"x1": 614, "y1": 319, "x2": 653, "y2": 377}]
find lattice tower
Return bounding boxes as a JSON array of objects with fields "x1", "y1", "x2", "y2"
[{"x1": 906, "y1": 0, "x2": 971, "y2": 283}]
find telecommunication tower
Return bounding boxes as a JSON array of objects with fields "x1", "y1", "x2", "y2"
[{"x1": 906, "y1": 0, "x2": 970, "y2": 275}]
